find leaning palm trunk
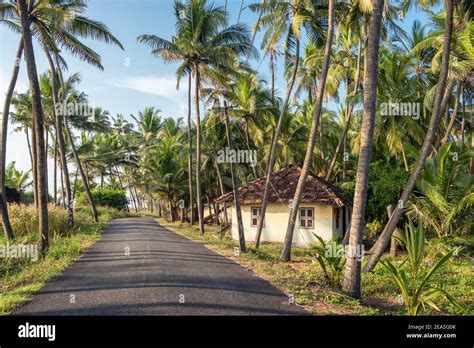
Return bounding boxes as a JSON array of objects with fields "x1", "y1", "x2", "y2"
[
  {"x1": 194, "y1": 67, "x2": 205, "y2": 234},
  {"x1": 440, "y1": 80, "x2": 462, "y2": 146},
  {"x1": 342, "y1": 0, "x2": 385, "y2": 298},
  {"x1": 363, "y1": 0, "x2": 454, "y2": 273},
  {"x1": 18, "y1": 0, "x2": 49, "y2": 255},
  {"x1": 56, "y1": 64, "x2": 98, "y2": 223},
  {"x1": 46, "y1": 53, "x2": 73, "y2": 227},
  {"x1": 214, "y1": 158, "x2": 228, "y2": 224},
  {"x1": 187, "y1": 73, "x2": 194, "y2": 224},
  {"x1": 326, "y1": 39, "x2": 362, "y2": 180},
  {"x1": 254, "y1": 38, "x2": 300, "y2": 249},
  {"x1": 280, "y1": 0, "x2": 335, "y2": 262},
  {"x1": 224, "y1": 101, "x2": 246, "y2": 252},
  {"x1": 0, "y1": 40, "x2": 23, "y2": 239}
]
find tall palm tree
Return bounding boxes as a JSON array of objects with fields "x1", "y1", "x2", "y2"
[
  {"x1": 342, "y1": 0, "x2": 385, "y2": 298},
  {"x1": 2, "y1": 0, "x2": 123, "y2": 230},
  {"x1": 139, "y1": 0, "x2": 256, "y2": 234},
  {"x1": 251, "y1": 0, "x2": 325, "y2": 248},
  {"x1": 280, "y1": 0, "x2": 336, "y2": 261},
  {"x1": 137, "y1": 2, "x2": 195, "y2": 223},
  {"x1": 364, "y1": 0, "x2": 456, "y2": 272},
  {"x1": 17, "y1": 0, "x2": 49, "y2": 255}
]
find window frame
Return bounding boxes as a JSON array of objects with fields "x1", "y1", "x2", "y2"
[
  {"x1": 299, "y1": 207, "x2": 314, "y2": 229},
  {"x1": 250, "y1": 206, "x2": 264, "y2": 227}
]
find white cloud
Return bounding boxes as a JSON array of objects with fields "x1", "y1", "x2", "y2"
[{"x1": 112, "y1": 75, "x2": 187, "y2": 100}]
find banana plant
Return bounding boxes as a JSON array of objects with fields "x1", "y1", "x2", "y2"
[{"x1": 379, "y1": 219, "x2": 463, "y2": 315}]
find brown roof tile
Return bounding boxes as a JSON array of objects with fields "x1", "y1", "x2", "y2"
[{"x1": 215, "y1": 164, "x2": 351, "y2": 207}]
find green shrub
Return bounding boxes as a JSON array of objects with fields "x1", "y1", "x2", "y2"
[
  {"x1": 379, "y1": 219, "x2": 463, "y2": 315},
  {"x1": 76, "y1": 189, "x2": 127, "y2": 210}
]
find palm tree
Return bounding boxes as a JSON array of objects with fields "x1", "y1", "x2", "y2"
[
  {"x1": 17, "y1": 0, "x2": 48, "y2": 255},
  {"x1": 280, "y1": 0, "x2": 336, "y2": 261},
  {"x1": 139, "y1": 0, "x2": 256, "y2": 234},
  {"x1": 2, "y1": 0, "x2": 123, "y2": 230},
  {"x1": 131, "y1": 107, "x2": 162, "y2": 145},
  {"x1": 364, "y1": 0, "x2": 456, "y2": 272},
  {"x1": 251, "y1": 0, "x2": 325, "y2": 248},
  {"x1": 342, "y1": 0, "x2": 385, "y2": 298},
  {"x1": 137, "y1": 2, "x2": 195, "y2": 223},
  {"x1": 407, "y1": 143, "x2": 473, "y2": 236}
]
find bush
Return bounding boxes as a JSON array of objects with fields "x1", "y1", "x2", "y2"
[{"x1": 76, "y1": 189, "x2": 127, "y2": 210}]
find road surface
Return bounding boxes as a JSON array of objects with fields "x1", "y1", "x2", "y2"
[{"x1": 13, "y1": 217, "x2": 307, "y2": 315}]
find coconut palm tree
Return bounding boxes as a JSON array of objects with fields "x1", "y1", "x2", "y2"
[
  {"x1": 250, "y1": 0, "x2": 325, "y2": 248},
  {"x1": 139, "y1": 0, "x2": 256, "y2": 234},
  {"x1": 17, "y1": 0, "x2": 49, "y2": 255},
  {"x1": 407, "y1": 143, "x2": 473, "y2": 237},
  {"x1": 341, "y1": 0, "x2": 386, "y2": 298},
  {"x1": 364, "y1": 0, "x2": 456, "y2": 273},
  {"x1": 280, "y1": 0, "x2": 336, "y2": 261},
  {"x1": 1, "y1": 0, "x2": 123, "y2": 232}
]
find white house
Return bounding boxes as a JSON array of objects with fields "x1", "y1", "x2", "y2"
[{"x1": 216, "y1": 165, "x2": 352, "y2": 247}]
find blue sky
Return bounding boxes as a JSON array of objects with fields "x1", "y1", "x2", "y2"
[{"x1": 0, "y1": 0, "x2": 432, "y2": 193}]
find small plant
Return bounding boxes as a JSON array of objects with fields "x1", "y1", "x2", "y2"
[
  {"x1": 310, "y1": 235, "x2": 345, "y2": 286},
  {"x1": 379, "y1": 219, "x2": 463, "y2": 315}
]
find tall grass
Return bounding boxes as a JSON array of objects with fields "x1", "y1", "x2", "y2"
[
  {"x1": 4, "y1": 204, "x2": 69, "y2": 240},
  {"x1": 0, "y1": 204, "x2": 128, "y2": 314}
]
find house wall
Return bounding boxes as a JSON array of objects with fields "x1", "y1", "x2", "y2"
[{"x1": 230, "y1": 202, "x2": 336, "y2": 247}]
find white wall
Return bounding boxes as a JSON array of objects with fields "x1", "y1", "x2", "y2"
[{"x1": 230, "y1": 203, "x2": 336, "y2": 247}]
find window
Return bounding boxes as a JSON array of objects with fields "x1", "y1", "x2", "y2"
[
  {"x1": 299, "y1": 208, "x2": 314, "y2": 229},
  {"x1": 335, "y1": 208, "x2": 340, "y2": 229},
  {"x1": 251, "y1": 207, "x2": 263, "y2": 227}
]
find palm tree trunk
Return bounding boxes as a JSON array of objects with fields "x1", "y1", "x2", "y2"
[
  {"x1": 430, "y1": 79, "x2": 455, "y2": 156},
  {"x1": 72, "y1": 167, "x2": 79, "y2": 202},
  {"x1": 56, "y1": 64, "x2": 98, "y2": 223},
  {"x1": 186, "y1": 73, "x2": 194, "y2": 225},
  {"x1": 342, "y1": 0, "x2": 385, "y2": 298},
  {"x1": 387, "y1": 205, "x2": 397, "y2": 257},
  {"x1": 224, "y1": 101, "x2": 246, "y2": 252},
  {"x1": 31, "y1": 114, "x2": 38, "y2": 208},
  {"x1": 441, "y1": 81, "x2": 462, "y2": 145},
  {"x1": 194, "y1": 66, "x2": 205, "y2": 234},
  {"x1": 44, "y1": 128, "x2": 49, "y2": 201},
  {"x1": 18, "y1": 0, "x2": 49, "y2": 255},
  {"x1": 46, "y1": 52, "x2": 73, "y2": 226},
  {"x1": 270, "y1": 52, "x2": 275, "y2": 104},
  {"x1": 363, "y1": 0, "x2": 454, "y2": 273},
  {"x1": 53, "y1": 136, "x2": 57, "y2": 205},
  {"x1": 214, "y1": 159, "x2": 228, "y2": 224},
  {"x1": 0, "y1": 40, "x2": 23, "y2": 239},
  {"x1": 326, "y1": 38, "x2": 362, "y2": 180},
  {"x1": 280, "y1": 0, "x2": 335, "y2": 261},
  {"x1": 254, "y1": 38, "x2": 300, "y2": 249}
]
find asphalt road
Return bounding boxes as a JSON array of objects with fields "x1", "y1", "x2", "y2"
[{"x1": 12, "y1": 217, "x2": 307, "y2": 315}]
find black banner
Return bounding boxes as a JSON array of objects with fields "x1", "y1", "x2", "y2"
[{"x1": 0, "y1": 315, "x2": 472, "y2": 346}]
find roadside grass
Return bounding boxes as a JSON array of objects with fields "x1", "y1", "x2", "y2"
[
  {"x1": 0, "y1": 205, "x2": 128, "y2": 315},
  {"x1": 157, "y1": 218, "x2": 472, "y2": 316}
]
